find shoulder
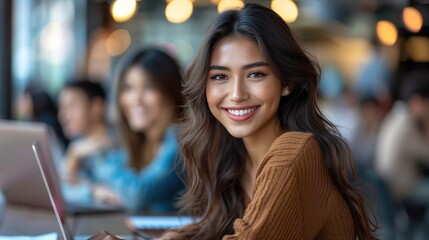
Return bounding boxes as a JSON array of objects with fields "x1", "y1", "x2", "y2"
[
  {"x1": 376, "y1": 102, "x2": 413, "y2": 157},
  {"x1": 378, "y1": 102, "x2": 409, "y2": 138},
  {"x1": 257, "y1": 132, "x2": 322, "y2": 173},
  {"x1": 164, "y1": 124, "x2": 181, "y2": 143},
  {"x1": 269, "y1": 131, "x2": 316, "y2": 155}
]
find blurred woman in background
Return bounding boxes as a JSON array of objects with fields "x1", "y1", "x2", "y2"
[
  {"x1": 16, "y1": 82, "x2": 68, "y2": 148},
  {"x1": 86, "y1": 48, "x2": 185, "y2": 213}
]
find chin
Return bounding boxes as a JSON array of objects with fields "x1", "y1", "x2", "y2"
[
  {"x1": 130, "y1": 125, "x2": 146, "y2": 132},
  {"x1": 129, "y1": 122, "x2": 148, "y2": 132},
  {"x1": 224, "y1": 128, "x2": 252, "y2": 139},
  {"x1": 65, "y1": 131, "x2": 79, "y2": 139}
]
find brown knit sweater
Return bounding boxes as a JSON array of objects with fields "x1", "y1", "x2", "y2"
[{"x1": 223, "y1": 132, "x2": 356, "y2": 240}]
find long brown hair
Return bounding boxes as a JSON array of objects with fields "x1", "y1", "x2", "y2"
[
  {"x1": 178, "y1": 3, "x2": 377, "y2": 239},
  {"x1": 115, "y1": 48, "x2": 183, "y2": 170}
]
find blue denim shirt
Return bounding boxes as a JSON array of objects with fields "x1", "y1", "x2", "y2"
[{"x1": 62, "y1": 126, "x2": 185, "y2": 213}]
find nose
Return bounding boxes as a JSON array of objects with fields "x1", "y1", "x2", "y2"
[
  {"x1": 128, "y1": 89, "x2": 143, "y2": 104},
  {"x1": 229, "y1": 77, "x2": 249, "y2": 102}
]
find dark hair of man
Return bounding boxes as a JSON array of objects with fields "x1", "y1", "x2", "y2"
[
  {"x1": 400, "y1": 69, "x2": 429, "y2": 101},
  {"x1": 64, "y1": 80, "x2": 106, "y2": 102},
  {"x1": 24, "y1": 83, "x2": 59, "y2": 120}
]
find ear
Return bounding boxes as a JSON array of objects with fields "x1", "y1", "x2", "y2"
[{"x1": 281, "y1": 86, "x2": 291, "y2": 96}]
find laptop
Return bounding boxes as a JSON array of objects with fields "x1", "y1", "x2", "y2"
[
  {"x1": 32, "y1": 143, "x2": 131, "y2": 240},
  {"x1": 32, "y1": 142, "x2": 75, "y2": 240},
  {"x1": 0, "y1": 120, "x2": 57, "y2": 209},
  {"x1": 0, "y1": 120, "x2": 122, "y2": 214}
]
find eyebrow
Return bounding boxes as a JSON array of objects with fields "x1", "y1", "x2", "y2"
[{"x1": 208, "y1": 61, "x2": 269, "y2": 71}]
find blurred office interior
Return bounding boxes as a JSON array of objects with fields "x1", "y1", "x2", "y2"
[
  {"x1": 0, "y1": 0, "x2": 429, "y2": 239},
  {"x1": 0, "y1": 0, "x2": 427, "y2": 118}
]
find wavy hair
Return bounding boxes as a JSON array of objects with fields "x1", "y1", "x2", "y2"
[
  {"x1": 178, "y1": 3, "x2": 377, "y2": 240},
  {"x1": 115, "y1": 48, "x2": 183, "y2": 170}
]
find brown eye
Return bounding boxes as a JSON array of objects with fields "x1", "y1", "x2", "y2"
[
  {"x1": 210, "y1": 74, "x2": 228, "y2": 81},
  {"x1": 248, "y1": 72, "x2": 267, "y2": 78}
]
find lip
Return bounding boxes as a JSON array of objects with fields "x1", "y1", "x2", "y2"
[{"x1": 222, "y1": 105, "x2": 259, "y2": 121}]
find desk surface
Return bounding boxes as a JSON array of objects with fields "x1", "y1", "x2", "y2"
[{"x1": 0, "y1": 193, "x2": 130, "y2": 237}]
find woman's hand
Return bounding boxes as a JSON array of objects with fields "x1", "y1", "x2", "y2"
[
  {"x1": 152, "y1": 231, "x2": 184, "y2": 240},
  {"x1": 93, "y1": 185, "x2": 122, "y2": 206},
  {"x1": 63, "y1": 138, "x2": 113, "y2": 183}
]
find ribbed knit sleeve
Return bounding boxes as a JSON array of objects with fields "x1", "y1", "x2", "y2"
[{"x1": 222, "y1": 132, "x2": 355, "y2": 240}]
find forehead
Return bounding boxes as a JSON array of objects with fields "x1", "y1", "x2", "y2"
[
  {"x1": 123, "y1": 65, "x2": 152, "y2": 83},
  {"x1": 210, "y1": 36, "x2": 265, "y2": 65},
  {"x1": 61, "y1": 88, "x2": 85, "y2": 98},
  {"x1": 59, "y1": 88, "x2": 88, "y2": 103}
]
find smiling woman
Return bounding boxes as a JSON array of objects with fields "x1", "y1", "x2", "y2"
[
  {"x1": 206, "y1": 36, "x2": 283, "y2": 143},
  {"x1": 157, "y1": 3, "x2": 378, "y2": 240}
]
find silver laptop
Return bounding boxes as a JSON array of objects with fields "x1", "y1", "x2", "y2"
[
  {"x1": 33, "y1": 142, "x2": 131, "y2": 240},
  {"x1": 32, "y1": 142, "x2": 75, "y2": 240},
  {"x1": 0, "y1": 120, "x2": 122, "y2": 214},
  {"x1": 0, "y1": 120, "x2": 56, "y2": 209}
]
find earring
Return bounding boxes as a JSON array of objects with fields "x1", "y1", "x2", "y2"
[{"x1": 282, "y1": 87, "x2": 290, "y2": 96}]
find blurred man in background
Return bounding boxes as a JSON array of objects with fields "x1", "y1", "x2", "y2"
[
  {"x1": 58, "y1": 80, "x2": 117, "y2": 199},
  {"x1": 376, "y1": 69, "x2": 429, "y2": 240}
]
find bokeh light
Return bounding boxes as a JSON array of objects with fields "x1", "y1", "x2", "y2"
[
  {"x1": 40, "y1": 22, "x2": 71, "y2": 63},
  {"x1": 106, "y1": 29, "x2": 131, "y2": 56},
  {"x1": 403, "y1": 7, "x2": 423, "y2": 33},
  {"x1": 110, "y1": 0, "x2": 137, "y2": 23},
  {"x1": 165, "y1": 0, "x2": 193, "y2": 24},
  {"x1": 271, "y1": 0, "x2": 299, "y2": 23},
  {"x1": 376, "y1": 20, "x2": 398, "y2": 46},
  {"x1": 217, "y1": 0, "x2": 244, "y2": 13}
]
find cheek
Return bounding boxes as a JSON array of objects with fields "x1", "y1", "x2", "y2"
[
  {"x1": 256, "y1": 81, "x2": 281, "y2": 98},
  {"x1": 144, "y1": 91, "x2": 163, "y2": 109},
  {"x1": 254, "y1": 82, "x2": 282, "y2": 109},
  {"x1": 206, "y1": 82, "x2": 224, "y2": 109},
  {"x1": 69, "y1": 102, "x2": 89, "y2": 119},
  {"x1": 118, "y1": 93, "x2": 129, "y2": 112},
  {"x1": 75, "y1": 108, "x2": 88, "y2": 125}
]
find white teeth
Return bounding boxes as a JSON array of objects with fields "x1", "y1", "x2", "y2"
[
  {"x1": 131, "y1": 107, "x2": 146, "y2": 115},
  {"x1": 227, "y1": 107, "x2": 256, "y2": 116}
]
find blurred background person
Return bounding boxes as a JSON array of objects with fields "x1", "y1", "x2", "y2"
[
  {"x1": 96, "y1": 47, "x2": 185, "y2": 213},
  {"x1": 65, "y1": 48, "x2": 185, "y2": 213},
  {"x1": 58, "y1": 80, "x2": 118, "y2": 204},
  {"x1": 350, "y1": 37, "x2": 395, "y2": 239},
  {"x1": 15, "y1": 82, "x2": 68, "y2": 148},
  {"x1": 376, "y1": 69, "x2": 429, "y2": 240},
  {"x1": 318, "y1": 65, "x2": 359, "y2": 142}
]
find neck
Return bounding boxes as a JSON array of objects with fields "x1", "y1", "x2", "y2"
[
  {"x1": 144, "y1": 110, "x2": 175, "y2": 146},
  {"x1": 140, "y1": 114, "x2": 174, "y2": 166},
  {"x1": 243, "y1": 122, "x2": 283, "y2": 168},
  {"x1": 85, "y1": 121, "x2": 108, "y2": 140},
  {"x1": 240, "y1": 120, "x2": 283, "y2": 199}
]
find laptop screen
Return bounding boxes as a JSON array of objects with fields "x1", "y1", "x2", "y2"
[{"x1": 32, "y1": 142, "x2": 73, "y2": 240}]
